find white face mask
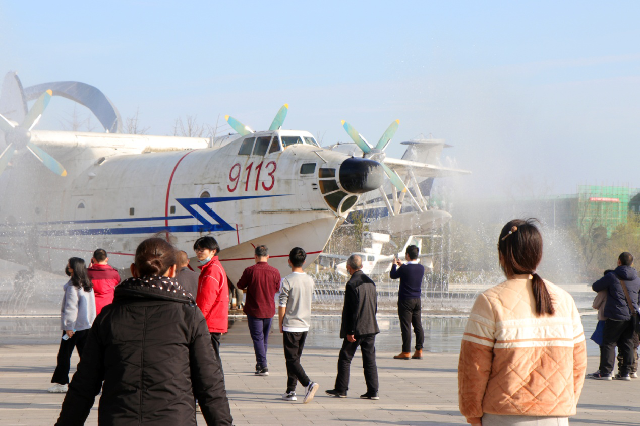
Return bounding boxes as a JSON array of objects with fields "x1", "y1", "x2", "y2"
[{"x1": 198, "y1": 255, "x2": 213, "y2": 265}]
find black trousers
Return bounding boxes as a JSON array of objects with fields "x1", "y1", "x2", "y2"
[
  {"x1": 51, "y1": 330, "x2": 89, "y2": 385},
  {"x1": 398, "y1": 298, "x2": 424, "y2": 352},
  {"x1": 600, "y1": 318, "x2": 635, "y2": 375},
  {"x1": 210, "y1": 332, "x2": 223, "y2": 375},
  {"x1": 334, "y1": 334, "x2": 378, "y2": 394},
  {"x1": 283, "y1": 331, "x2": 310, "y2": 392},
  {"x1": 617, "y1": 330, "x2": 640, "y2": 373}
]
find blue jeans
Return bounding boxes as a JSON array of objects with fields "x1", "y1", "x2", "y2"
[{"x1": 247, "y1": 314, "x2": 272, "y2": 367}]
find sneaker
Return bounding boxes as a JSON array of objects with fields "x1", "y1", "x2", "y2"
[
  {"x1": 257, "y1": 366, "x2": 269, "y2": 376},
  {"x1": 281, "y1": 391, "x2": 297, "y2": 401},
  {"x1": 615, "y1": 373, "x2": 631, "y2": 381},
  {"x1": 304, "y1": 382, "x2": 319, "y2": 403},
  {"x1": 586, "y1": 370, "x2": 600, "y2": 378},
  {"x1": 360, "y1": 392, "x2": 379, "y2": 400},
  {"x1": 631, "y1": 372, "x2": 638, "y2": 378},
  {"x1": 47, "y1": 383, "x2": 68, "y2": 393},
  {"x1": 588, "y1": 372, "x2": 612, "y2": 380},
  {"x1": 325, "y1": 389, "x2": 347, "y2": 398}
]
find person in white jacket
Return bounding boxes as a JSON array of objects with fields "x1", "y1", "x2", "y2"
[{"x1": 48, "y1": 257, "x2": 96, "y2": 393}]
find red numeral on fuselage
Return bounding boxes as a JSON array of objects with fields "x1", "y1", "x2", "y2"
[{"x1": 227, "y1": 161, "x2": 277, "y2": 192}]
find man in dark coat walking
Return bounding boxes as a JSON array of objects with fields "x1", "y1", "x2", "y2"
[
  {"x1": 175, "y1": 250, "x2": 199, "y2": 298},
  {"x1": 326, "y1": 254, "x2": 380, "y2": 400},
  {"x1": 590, "y1": 251, "x2": 640, "y2": 380}
]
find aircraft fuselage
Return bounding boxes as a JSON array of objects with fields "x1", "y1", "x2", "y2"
[{"x1": 0, "y1": 129, "x2": 384, "y2": 282}]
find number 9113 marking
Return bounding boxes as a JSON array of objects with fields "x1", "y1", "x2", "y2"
[{"x1": 227, "y1": 161, "x2": 276, "y2": 192}]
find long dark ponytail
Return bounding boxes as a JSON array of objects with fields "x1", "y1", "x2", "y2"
[
  {"x1": 68, "y1": 257, "x2": 93, "y2": 292},
  {"x1": 497, "y1": 219, "x2": 554, "y2": 316}
]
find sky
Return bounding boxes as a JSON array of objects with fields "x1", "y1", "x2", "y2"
[{"x1": 1, "y1": 1, "x2": 639, "y2": 197}]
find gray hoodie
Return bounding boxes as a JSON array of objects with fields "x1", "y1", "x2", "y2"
[{"x1": 61, "y1": 280, "x2": 96, "y2": 331}]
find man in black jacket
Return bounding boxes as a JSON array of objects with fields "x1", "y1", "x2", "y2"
[
  {"x1": 591, "y1": 252, "x2": 640, "y2": 381},
  {"x1": 326, "y1": 254, "x2": 380, "y2": 400}
]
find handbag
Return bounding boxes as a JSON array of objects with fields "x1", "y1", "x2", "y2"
[
  {"x1": 590, "y1": 320, "x2": 605, "y2": 346},
  {"x1": 619, "y1": 279, "x2": 640, "y2": 334}
]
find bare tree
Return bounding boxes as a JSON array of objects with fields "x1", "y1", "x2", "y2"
[
  {"x1": 123, "y1": 108, "x2": 150, "y2": 135},
  {"x1": 172, "y1": 115, "x2": 213, "y2": 137},
  {"x1": 59, "y1": 105, "x2": 97, "y2": 132},
  {"x1": 316, "y1": 130, "x2": 327, "y2": 146}
]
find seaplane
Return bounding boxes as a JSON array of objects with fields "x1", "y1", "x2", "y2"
[
  {"x1": 0, "y1": 72, "x2": 468, "y2": 284},
  {"x1": 319, "y1": 233, "x2": 433, "y2": 277},
  {"x1": 0, "y1": 74, "x2": 391, "y2": 284}
]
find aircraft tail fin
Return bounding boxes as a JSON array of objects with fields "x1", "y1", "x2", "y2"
[{"x1": 398, "y1": 235, "x2": 423, "y2": 258}]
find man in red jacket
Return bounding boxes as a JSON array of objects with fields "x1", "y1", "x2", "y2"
[
  {"x1": 194, "y1": 236, "x2": 229, "y2": 368},
  {"x1": 87, "y1": 249, "x2": 121, "y2": 315},
  {"x1": 237, "y1": 245, "x2": 281, "y2": 376}
]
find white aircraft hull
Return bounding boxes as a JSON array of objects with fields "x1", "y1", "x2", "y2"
[{"x1": 0, "y1": 130, "x2": 384, "y2": 283}]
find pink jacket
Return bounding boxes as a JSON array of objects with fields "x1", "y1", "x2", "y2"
[
  {"x1": 458, "y1": 275, "x2": 587, "y2": 424},
  {"x1": 87, "y1": 264, "x2": 121, "y2": 315}
]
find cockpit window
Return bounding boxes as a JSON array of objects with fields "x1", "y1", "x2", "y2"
[
  {"x1": 304, "y1": 136, "x2": 319, "y2": 147},
  {"x1": 253, "y1": 136, "x2": 271, "y2": 156},
  {"x1": 281, "y1": 136, "x2": 305, "y2": 148},
  {"x1": 238, "y1": 137, "x2": 255, "y2": 155},
  {"x1": 268, "y1": 136, "x2": 281, "y2": 154}
]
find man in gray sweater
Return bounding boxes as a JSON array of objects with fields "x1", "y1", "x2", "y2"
[{"x1": 278, "y1": 247, "x2": 319, "y2": 403}]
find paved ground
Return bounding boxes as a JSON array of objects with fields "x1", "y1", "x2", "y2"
[{"x1": 0, "y1": 341, "x2": 639, "y2": 425}]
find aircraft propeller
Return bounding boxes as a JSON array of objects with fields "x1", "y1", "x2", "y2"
[
  {"x1": 0, "y1": 90, "x2": 67, "y2": 177},
  {"x1": 341, "y1": 119, "x2": 406, "y2": 193},
  {"x1": 225, "y1": 104, "x2": 288, "y2": 135}
]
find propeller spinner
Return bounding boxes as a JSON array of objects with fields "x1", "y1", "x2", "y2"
[
  {"x1": 0, "y1": 90, "x2": 67, "y2": 177},
  {"x1": 341, "y1": 119, "x2": 406, "y2": 193}
]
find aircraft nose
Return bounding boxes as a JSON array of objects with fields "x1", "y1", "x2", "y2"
[{"x1": 338, "y1": 158, "x2": 385, "y2": 193}]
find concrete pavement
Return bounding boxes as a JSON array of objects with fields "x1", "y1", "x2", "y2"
[{"x1": 0, "y1": 341, "x2": 638, "y2": 425}]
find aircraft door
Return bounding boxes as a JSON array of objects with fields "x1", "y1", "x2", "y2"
[{"x1": 298, "y1": 161, "x2": 319, "y2": 205}]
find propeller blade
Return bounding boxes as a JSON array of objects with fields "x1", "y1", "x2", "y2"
[
  {"x1": 22, "y1": 90, "x2": 52, "y2": 131},
  {"x1": 375, "y1": 119, "x2": 399, "y2": 151},
  {"x1": 225, "y1": 115, "x2": 253, "y2": 136},
  {"x1": 268, "y1": 104, "x2": 288, "y2": 131},
  {"x1": 0, "y1": 143, "x2": 16, "y2": 175},
  {"x1": 0, "y1": 112, "x2": 16, "y2": 134},
  {"x1": 26, "y1": 142, "x2": 67, "y2": 176},
  {"x1": 341, "y1": 120, "x2": 371, "y2": 154},
  {"x1": 381, "y1": 162, "x2": 407, "y2": 193}
]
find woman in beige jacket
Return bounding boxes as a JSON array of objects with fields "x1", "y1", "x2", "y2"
[{"x1": 458, "y1": 219, "x2": 587, "y2": 426}]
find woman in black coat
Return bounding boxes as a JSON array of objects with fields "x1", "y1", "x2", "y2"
[{"x1": 55, "y1": 238, "x2": 233, "y2": 425}]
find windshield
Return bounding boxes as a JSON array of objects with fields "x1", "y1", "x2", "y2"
[
  {"x1": 304, "y1": 136, "x2": 319, "y2": 147},
  {"x1": 281, "y1": 136, "x2": 304, "y2": 148}
]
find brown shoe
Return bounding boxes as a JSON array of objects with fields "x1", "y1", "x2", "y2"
[
  {"x1": 393, "y1": 352, "x2": 411, "y2": 360},
  {"x1": 412, "y1": 349, "x2": 423, "y2": 359}
]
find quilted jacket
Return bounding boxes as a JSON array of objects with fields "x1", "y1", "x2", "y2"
[{"x1": 458, "y1": 275, "x2": 587, "y2": 424}]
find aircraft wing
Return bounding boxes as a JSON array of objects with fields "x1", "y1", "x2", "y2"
[
  {"x1": 318, "y1": 253, "x2": 348, "y2": 260},
  {"x1": 383, "y1": 157, "x2": 471, "y2": 177}
]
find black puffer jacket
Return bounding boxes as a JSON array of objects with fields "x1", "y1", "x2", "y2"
[
  {"x1": 55, "y1": 276, "x2": 233, "y2": 426},
  {"x1": 592, "y1": 265, "x2": 640, "y2": 321},
  {"x1": 340, "y1": 270, "x2": 380, "y2": 338}
]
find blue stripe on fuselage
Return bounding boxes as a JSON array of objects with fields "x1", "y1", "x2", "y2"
[{"x1": 0, "y1": 194, "x2": 290, "y2": 237}]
